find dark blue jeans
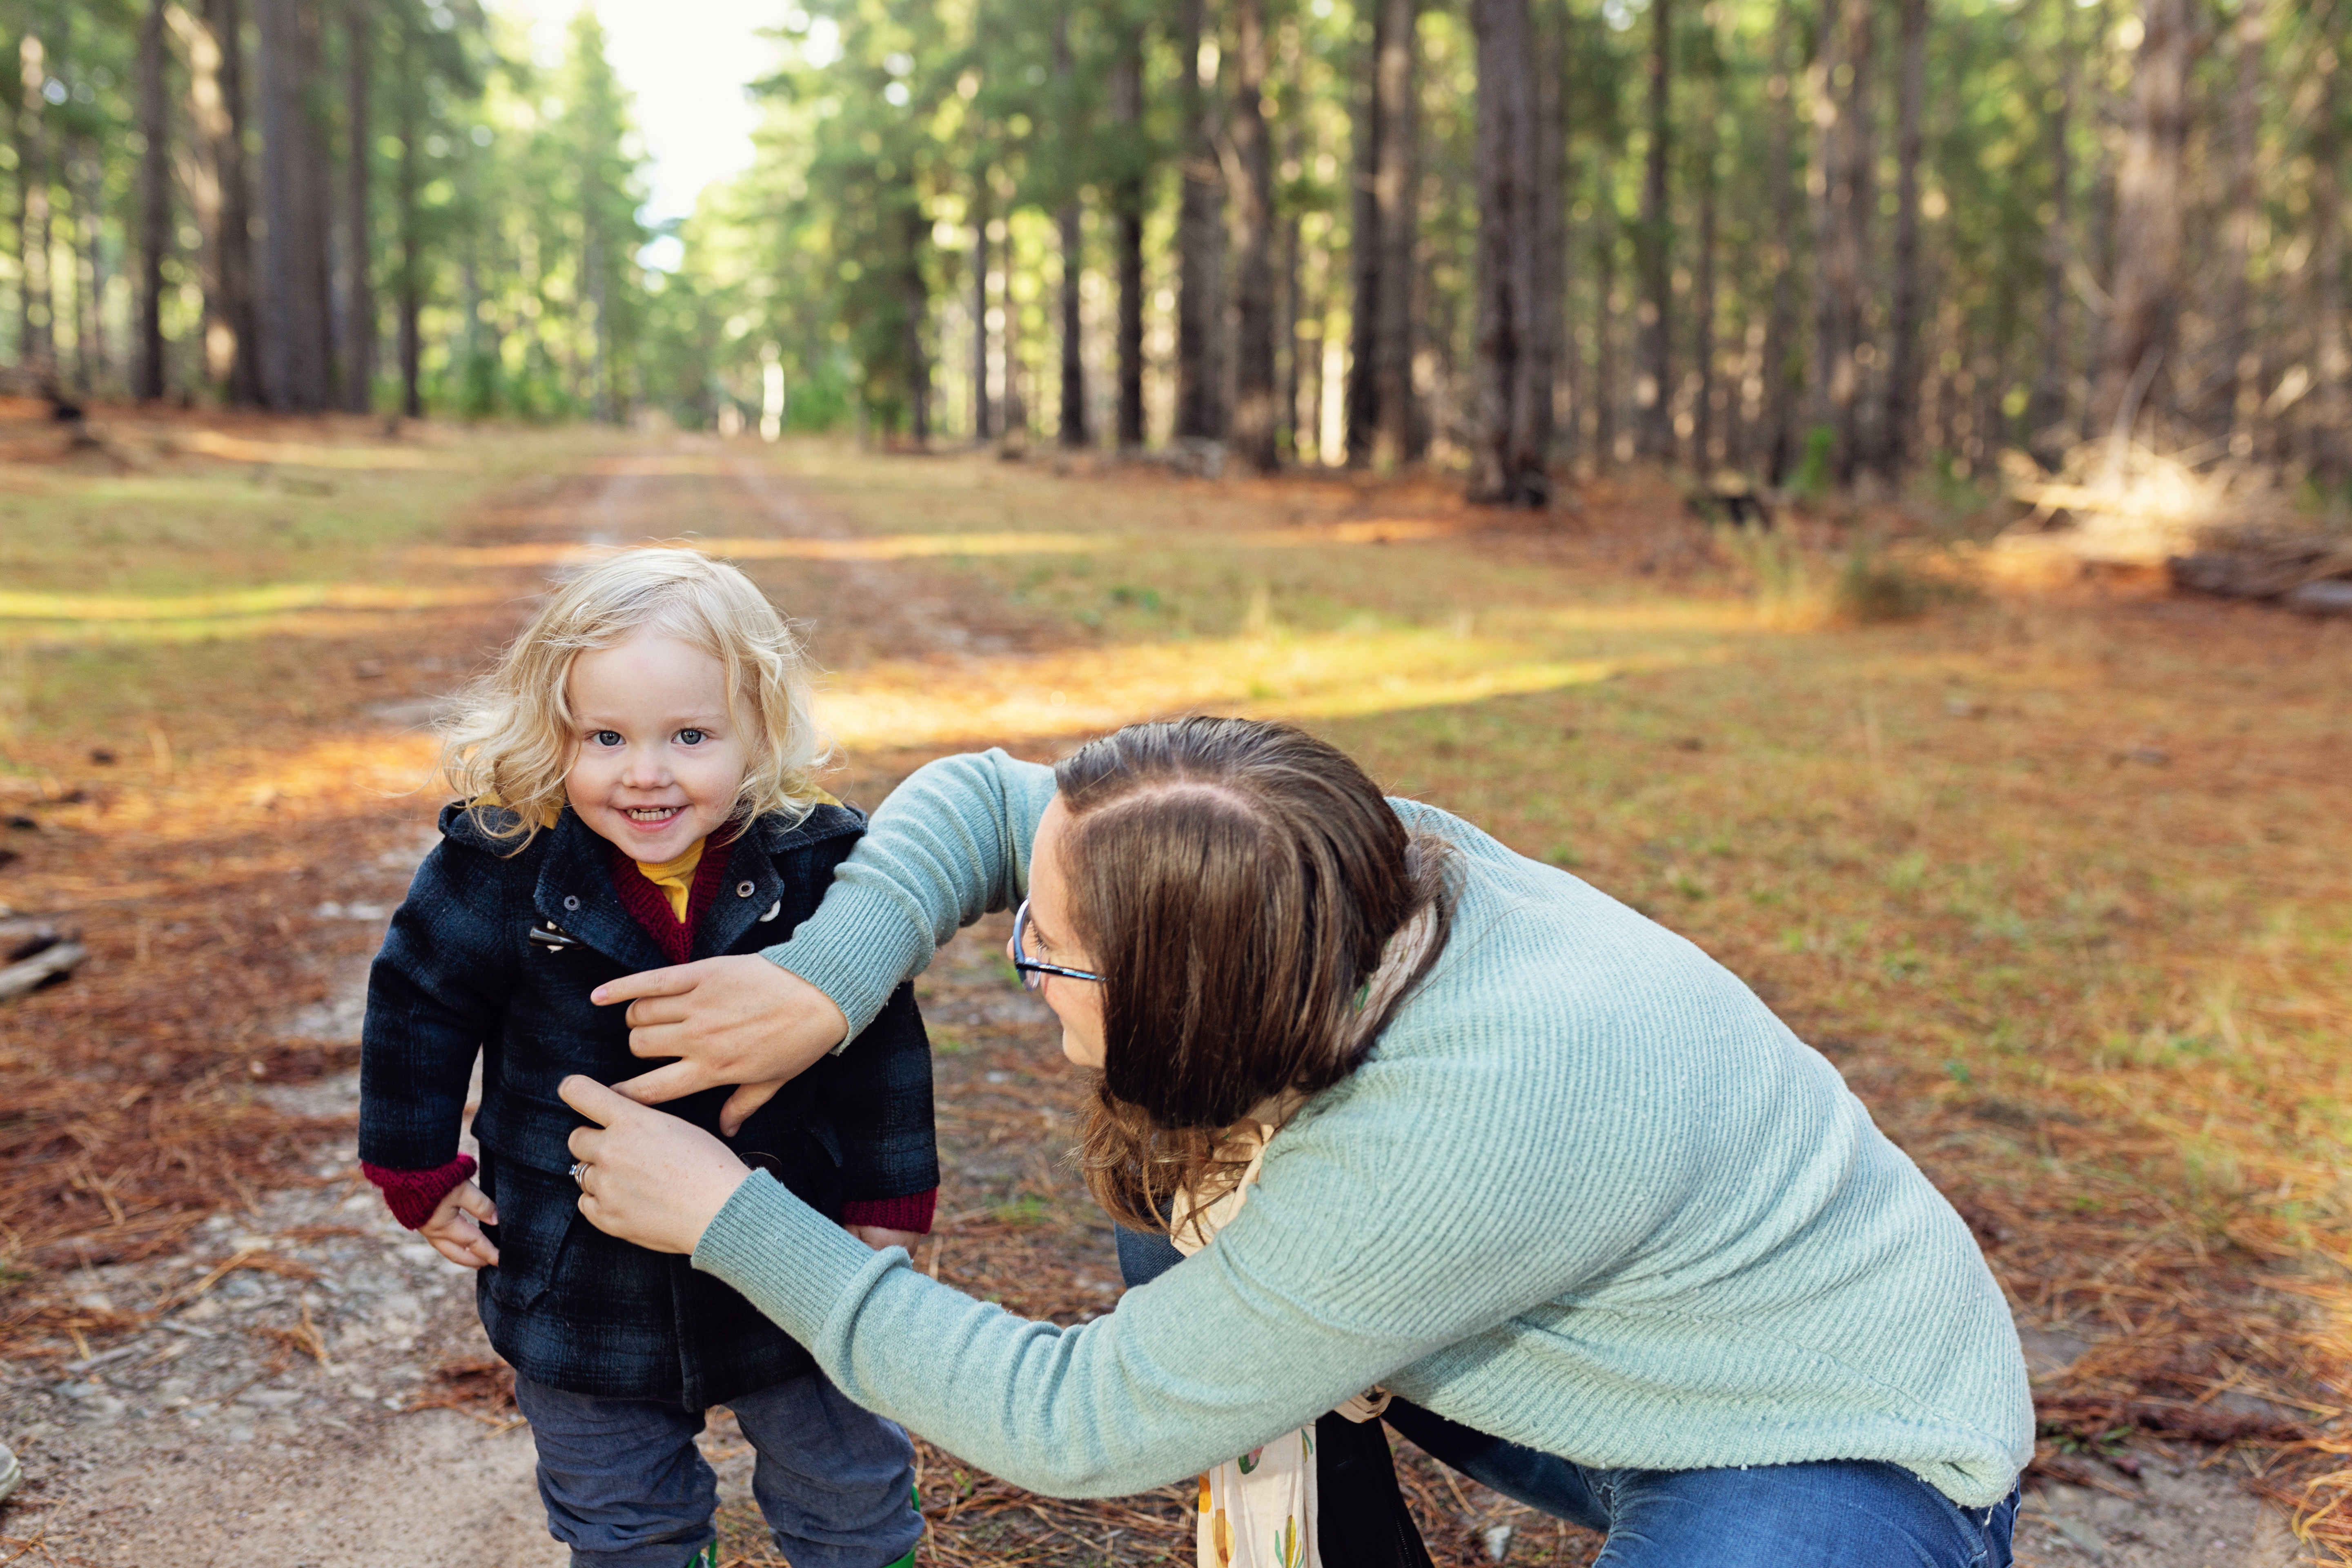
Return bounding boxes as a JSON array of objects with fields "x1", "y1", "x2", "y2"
[
  {"x1": 1114, "y1": 1227, "x2": 2018, "y2": 1568},
  {"x1": 511, "y1": 1370, "x2": 921, "y2": 1568}
]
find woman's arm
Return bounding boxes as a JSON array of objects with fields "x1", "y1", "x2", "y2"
[
  {"x1": 692, "y1": 1165, "x2": 1464, "y2": 1497},
  {"x1": 602, "y1": 751, "x2": 1056, "y2": 1118},
  {"x1": 767, "y1": 748, "x2": 1057, "y2": 1036}
]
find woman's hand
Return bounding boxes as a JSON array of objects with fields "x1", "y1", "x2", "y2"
[
  {"x1": 594, "y1": 956, "x2": 851, "y2": 1136},
  {"x1": 419, "y1": 1180, "x2": 501, "y2": 1269},
  {"x1": 560, "y1": 1076, "x2": 753, "y2": 1255}
]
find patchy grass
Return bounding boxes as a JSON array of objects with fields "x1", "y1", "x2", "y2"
[{"x1": 2, "y1": 416, "x2": 2348, "y2": 1562}]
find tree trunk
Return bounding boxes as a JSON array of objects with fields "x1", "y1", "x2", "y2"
[
  {"x1": 1690, "y1": 62, "x2": 1718, "y2": 469},
  {"x1": 166, "y1": 5, "x2": 225, "y2": 384},
  {"x1": 1279, "y1": 208, "x2": 1301, "y2": 459},
  {"x1": 1541, "y1": 0, "x2": 1570, "y2": 466},
  {"x1": 2090, "y1": 0, "x2": 2191, "y2": 445},
  {"x1": 2308, "y1": 34, "x2": 2345, "y2": 485},
  {"x1": 1633, "y1": 0, "x2": 1672, "y2": 459},
  {"x1": 1111, "y1": 34, "x2": 1145, "y2": 448},
  {"x1": 16, "y1": 35, "x2": 53, "y2": 381},
  {"x1": 137, "y1": 0, "x2": 170, "y2": 401},
  {"x1": 1001, "y1": 235, "x2": 1026, "y2": 444},
  {"x1": 339, "y1": 0, "x2": 373, "y2": 412},
  {"x1": 1756, "y1": 0, "x2": 1797, "y2": 481},
  {"x1": 1229, "y1": 0, "x2": 1277, "y2": 470},
  {"x1": 1370, "y1": 0, "x2": 1418, "y2": 466},
  {"x1": 971, "y1": 190, "x2": 992, "y2": 440},
  {"x1": 2027, "y1": 0, "x2": 2076, "y2": 465},
  {"x1": 257, "y1": 0, "x2": 331, "y2": 411},
  {"x1": 2215, "y1": 0, "x2": 2263, "y2": 442},
  {"x1": 209, "y1": 0, "x2": 263, "y2": 405},
  {"x1": 1878, "y1": 0, "x2": 1927, "y2": 474},
  {"x1": 1344, "y1": 1, "x2": 1383, "y2": 467},
  {"x1": 1469, "y1": 0, "x2": 1555, "y2": 505},
  {"x1": 1054, "y1": 2, "x2": 1086, "y2": 448},
  {"x1": 1058, "y1": 201, "x2": 1087, "y2": 447},
  {"x1": 394, "y1": 8, "x2": 421, "y2": 418},
  {"x1": 1811, "y1": 0, "x2": 1875, "y2": 484},
  {"x1": 70, "y1": 138, "x2": 109, "y2": 392},
  {"x1": 1174, "y1": 0, "x2": 1223, "y2": 441},
  {"x1": 1592, "y1": 136, "x2": 1618, "y2": 463},
  {"x1": 903, "y1": 202, "x2": 931, "y2": 446}
]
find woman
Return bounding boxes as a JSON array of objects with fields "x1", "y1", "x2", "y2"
[{"x1": 562, "y1": 718, "x2": 2029, "y2": 1566}]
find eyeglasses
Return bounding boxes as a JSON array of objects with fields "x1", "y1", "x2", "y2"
[{"x1": 1010, "y1": 898, "x2": 1101, "y2": 991}]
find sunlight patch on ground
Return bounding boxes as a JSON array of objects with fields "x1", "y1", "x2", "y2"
[
  {"x1": 176, "y1": 430, "x2": 476, "y2": 471},
  {"x1": 0, "y1": 583, "x2": 517, "y2": 623},
  {"x1": 411, "y1": 518, "x2": 1466, "y2": 570},
  {"x1": 818, "y1": 626, "x2": 1733, "y2": 750}
]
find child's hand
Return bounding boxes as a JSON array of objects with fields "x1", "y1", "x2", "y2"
[
  {"x1": 420, "y1": 1180, "x2": 501, "y2": 1269},
  {"x1": 847, "y1": 1224, "x2": 924, "y2": 1254}
]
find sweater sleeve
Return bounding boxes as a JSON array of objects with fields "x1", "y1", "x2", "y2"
[
  {"x1": 690, "y1": 1056, "x2": 1610, "y2": 1501},
  {"x1": 759, "y1": 749, "x2": 1058, "y2": 1039}
]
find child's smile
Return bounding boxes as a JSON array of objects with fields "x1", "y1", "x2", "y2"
[{"x1": 564, "y1": 631, "x2": 751, "y2": 863}]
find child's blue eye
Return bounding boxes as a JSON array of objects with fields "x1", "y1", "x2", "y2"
[
  {"x1": 677, "y1": 728, "x2": 706, "y2": 746},
  {"x1": 592, "y1": 731, "x2": 622, "y2": 748}
]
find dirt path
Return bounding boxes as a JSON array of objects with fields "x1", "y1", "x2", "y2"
[{"x1": 0, "y1": 440, "x2": 2311, "y2": 1567}]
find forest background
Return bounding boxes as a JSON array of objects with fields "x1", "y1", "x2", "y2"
[{"x1": 3, "y1": 0, "x2": 2348, "y2": 509}]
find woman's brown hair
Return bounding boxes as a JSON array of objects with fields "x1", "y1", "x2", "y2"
[{"x1": 1056, "y1": 717, "x2": 1451, "y2": 1231}]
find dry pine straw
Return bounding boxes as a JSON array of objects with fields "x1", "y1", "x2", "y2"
[{"x1": 5, "y1": 441, "x2": 2351, "y2": 1557}]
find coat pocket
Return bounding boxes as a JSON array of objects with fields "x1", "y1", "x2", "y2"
[{"x1": 479, "y1": 1156, "x2": 580, "y2": 1312}]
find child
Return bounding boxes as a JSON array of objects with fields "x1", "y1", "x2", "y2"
[{"x1": 358, "y1": 548, "x2": 936, "y2": 1568}]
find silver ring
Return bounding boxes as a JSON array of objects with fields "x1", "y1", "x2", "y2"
[{"x1": 569, "y1": 1161, "x2": 587, "y2": 1186}]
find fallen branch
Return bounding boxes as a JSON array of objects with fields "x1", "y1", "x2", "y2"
[{"x1": 0, "y1": 941, "x2": 87, "y2": 1003}]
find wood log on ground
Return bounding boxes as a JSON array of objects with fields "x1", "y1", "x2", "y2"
[
  {"x1": 0, "y1": 916, "x2": 67, "y2": 962},
  {"x1": 0, "y1": 918, "x2": 85, "y2": 1000},
  {"x1": 2167, "y1": 531, "x2": 2352, "y2": 600},
  {"x1": 2285, "y1": 580, "x2": 2352, "y2": 617},
  {"x1": 0, "y1": 939, "x2": 87, "y2": 1001}
]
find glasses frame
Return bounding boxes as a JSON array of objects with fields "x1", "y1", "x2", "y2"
[{"x1": 1010, "y1": 897, "x2": 1102, "y2": 991}]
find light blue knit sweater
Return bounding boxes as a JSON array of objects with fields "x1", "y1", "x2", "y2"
[{"x1": 697, "y1": 749, "x2": 2032, "y2": 1507}]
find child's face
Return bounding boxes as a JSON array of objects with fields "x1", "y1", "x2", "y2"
[{"x1": 564, "y1": 630, "x2": 751, "y2": 864}]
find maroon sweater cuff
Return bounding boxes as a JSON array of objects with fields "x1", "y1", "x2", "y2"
[
  {"x1": 841, "y1": 1188, "x2": 937, "y2": 1235},
  {"x1": 363, "y1": 1155, "x2": 478, "y2": 1230}
]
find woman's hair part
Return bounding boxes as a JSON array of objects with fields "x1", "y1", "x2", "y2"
[
  {"x1": 1058, "y1": 717, "x2": 1452, "y2": 1231},
  {"x1": 437, "y1": 547, "x2": 830, "y2": 848}
]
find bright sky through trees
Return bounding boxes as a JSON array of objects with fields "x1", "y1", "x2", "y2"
[{"x1": 551, "y1": 0, "x2": 778, "y2": 268}]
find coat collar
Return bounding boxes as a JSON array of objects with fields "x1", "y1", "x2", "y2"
[
  {"x1": 438, "y1": 800, "x2": 867, "y2": 969},
  {"x1": 693, "y1": 803, "x2": 866, "y2": 958}
]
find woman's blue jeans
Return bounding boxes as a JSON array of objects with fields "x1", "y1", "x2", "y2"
[{"x1": 1114, "y1": 1227, "x2": 2018, "y2": 1568}]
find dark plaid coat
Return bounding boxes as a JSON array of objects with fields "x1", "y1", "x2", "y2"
[{"x1": 358, "y1": 801, "x2": 937, "y2": 1410}]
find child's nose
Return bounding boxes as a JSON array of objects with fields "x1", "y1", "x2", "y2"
[{"x1": 620, "y1": 753, "x2": 671, "y2": 788}]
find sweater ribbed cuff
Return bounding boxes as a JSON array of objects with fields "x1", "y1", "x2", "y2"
[
  {"x1": 362, "y1": 1155, "x2": 477, "y2": 1230},
  {"x1": 842, "y1": 1188, "x2": 937, "y2": 1236},
  {"x1": 760, "y1": 879, "x2": 938, "y2": 1050},
  {"x1": 693, "y1": 1170, "x2": 885, "y2": 1344}
]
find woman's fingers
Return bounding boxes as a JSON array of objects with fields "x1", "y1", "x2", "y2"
[
  {"x1": 589, "y1": 963, "x2": 700, "y2": 1009},
  {"x1": 555, "y1": 1074, "x2": 751, "y2": 1255},
  {"x1": 607, "y1": 1059, "x2": 712, "y2": 1107},
  {"x1": 590, "y1": 955, "x2": 850, "y2": 1101},
  {"x1": 558, "y1": 1073, "x2": 639, "y2": 1127},
  {"x1": 719, "y1": 1078, "x2": 787, "y2": 1137}
]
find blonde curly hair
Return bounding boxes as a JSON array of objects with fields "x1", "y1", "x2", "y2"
[{"x1": 438, "y1": 548, "x2": 831, "y2": 849}]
